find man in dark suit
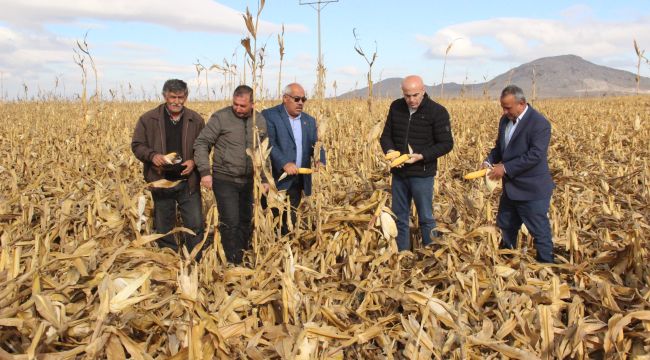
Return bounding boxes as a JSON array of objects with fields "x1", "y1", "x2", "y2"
[
  {"x1": 485, "y1": 85, "x2": 555, "y2": 263},
  {"x1": 262, "y1": 83, "x2": 326, "y2": 234}
]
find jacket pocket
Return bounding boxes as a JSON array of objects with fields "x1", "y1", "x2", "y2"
[{"x1": 224, "y1": 142, "x2": 247, "y2": 177}]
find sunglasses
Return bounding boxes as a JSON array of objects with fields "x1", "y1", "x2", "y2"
[{"x1": 285, "y1": 95, "x2": 307, "y2": 103}]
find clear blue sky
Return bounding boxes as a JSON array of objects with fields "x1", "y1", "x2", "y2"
[{"x1": 1, "y1": 0, "x2": 649, "y2": 100}]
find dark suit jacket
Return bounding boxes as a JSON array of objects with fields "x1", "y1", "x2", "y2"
[
  {"x1": 262, "y1": 104, "x2": 326, "y2": 196},
  {"x1": 487, "y1": 104, "x2": 554, "y2": 201}
]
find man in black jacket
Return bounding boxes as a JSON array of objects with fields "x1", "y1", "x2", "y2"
[{"x1": 380, "y1": 75, "x2": 454, "y2": 251}]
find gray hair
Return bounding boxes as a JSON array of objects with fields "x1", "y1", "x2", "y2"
[
  {"x1": 501, "y1": 85, "x2": 526, "y2": 102},
  {"x1": 162, "y1": 79, "x2": 188, "y2": 95},
  {"x1": 282, "y1": 83, "x2": 305, "y2": 96}
]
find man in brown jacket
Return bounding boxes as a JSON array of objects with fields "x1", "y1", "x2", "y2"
[{"x1": 131, "y1": 79, "x2": 207, "y2": 259}]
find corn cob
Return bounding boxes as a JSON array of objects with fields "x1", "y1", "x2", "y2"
[
  {"x1": 384, "y1": 151, "x2": 401, "y2": 161},
  {"x1": 390, "y1": 154, "x2": 410, "y2": 167},
  {"x1": 163, "y1": 152, "x2": 178, "y2": 164},
  {"x1": 485, "y1": 170, "x2": 500, "y2": 192},
  {"x1": 279, "y1": 168, "x2": 313, "y2": 181},
  {"x1": 463, "y1": 168, "x2": 488, "y2": 180},
  {"x1": 148, "y1": 179, "x2": 182, "y2": 188}
]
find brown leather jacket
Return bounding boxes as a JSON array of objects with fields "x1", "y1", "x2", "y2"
[{"x1": 131, "y1": 104, "x2": 205, "y2": 193}]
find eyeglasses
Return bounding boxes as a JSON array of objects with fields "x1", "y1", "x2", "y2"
[{"x1": 285, "y1": 95, "x2": 307, "y2": 103}]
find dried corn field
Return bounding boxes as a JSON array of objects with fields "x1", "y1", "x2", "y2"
[{"x1": 0, "y1": 96, "x2": 649, "y2": 359}]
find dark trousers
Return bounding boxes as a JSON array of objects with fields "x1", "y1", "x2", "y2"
[
  {"x1": 497, "y1": 193, "x2": 554, "y2": 263},
  {"x1": 212, "y1": 178, "x2": 253, "y2": 264},
  {"x1": 152, "y1": 181, "x2": 205, "y2": 258},
  {"x1": 392, "y1": 175, "x2": 436, "y2": 251}
]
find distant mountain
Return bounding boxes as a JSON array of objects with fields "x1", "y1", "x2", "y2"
[{"x1": 338, "y1": 55, "x2": 650, "y2": 99}]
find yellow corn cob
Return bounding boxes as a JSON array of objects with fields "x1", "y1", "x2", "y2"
[
  {"x1": 163, "y1": 152, "x2": 178, "y2": 164},
  {"x1": 148, "y1": 179, "x2": 182, "y2": 188},
  {"x1": 279, "y1": 168, "x2": 313, "y2": 181},
  {"x1": 390, "y1": 154, "x2": 410, "y2": 167},
  {"x1": 384, "y1": 151, "x2": 401, "y2": 161},
  {"x1": 464, "y1": 168, "x2": 488, "y2": 180}
]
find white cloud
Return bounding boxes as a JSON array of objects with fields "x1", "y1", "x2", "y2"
[
  {"x1": 416, "y1": 16, "x2": 650, "y2": 64},
  {"x1": 100, "y1": 57, "x2": 191, "y2": 75},
  {"x1": 0, "y1": 0, "x2": 309, "y2": 98},
  {"x1": 0, "y1": 0, "x2": 306, "y2": 34},
  {"x1": 0, "y1": 24, "x2": 199, "y2": 99},
  {"x1": 0, "y1": 26, "x2": 72, "y2": 71},
  {"x1": 560, "y1": 4, "x2": 594, "y2": 20},
  {"x1": 112, "y1": 41, "x2": 164, "y2": 54},
  {"x1": 335, "y1": 65, "x2": 361, "y2": 76},
  {"x1": 287, "y1": 52, "x2": 317, "y2": 72}
]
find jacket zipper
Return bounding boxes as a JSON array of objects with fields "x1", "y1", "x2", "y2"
[
  {"x1": 183, "y1": 116, "x2": 193, "y2": 194},
  {"x1": 404, "y1": 112, "x2": 412, "y2": 153},
  {"x1": 244, "y1": 117, "x2": 249, "y2": 176},
  {"x1": 404, "y1": 108, "x2": 426, "y2": 173},
  {"x1": 183, "y1": 116, "x2": 189, "y2": 159},
  {"x1": 159, "y1": 112, "x2": 165, "y2": 158},
  {"x1": 404, "y1": 110, "x2": 414, "y2": 172}
]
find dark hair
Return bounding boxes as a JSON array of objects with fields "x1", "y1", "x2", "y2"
[
  {"x1": 162, "y1": 79, "x2": 188, "y2": 95},
  {"x1": 233, "y1": 85, "x2": 254, "y2": 102},
  {"x1": 501, "y1": 85, "x2": 526, "y2": 102}
]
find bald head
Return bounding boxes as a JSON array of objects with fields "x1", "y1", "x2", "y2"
[
  {"x1": 402, "y1": 75, "x2": 424, "y2": 91},
  {"x1": 282, "y1": 82, "x2": 307, "y2": 117},
  {"x1": 283, "y1": 83, "x2": 305, "y2": 96},
  {"x1": 401, "y1": 75, "x2": 425, "y2": 109}
]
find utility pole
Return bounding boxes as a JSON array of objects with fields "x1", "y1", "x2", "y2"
[{"x1": 299, "y1": 0, "x2": 338, "y2": 99}]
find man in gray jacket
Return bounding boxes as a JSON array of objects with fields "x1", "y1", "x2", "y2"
[{"x1": 194, "y1": 85, "x2": 267, "y2": 264}]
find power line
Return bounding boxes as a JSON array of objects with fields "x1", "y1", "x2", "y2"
[{"x1": 299, "y1": 0, "x2": 339, "y2": 97}]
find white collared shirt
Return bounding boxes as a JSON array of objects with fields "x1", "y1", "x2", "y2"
[
  {"x1": 505, "y1": 105, "x2": 528, "y2": 148},
  {"x1": 286, "y1": 111, "x2": 303, "y2": 168}
]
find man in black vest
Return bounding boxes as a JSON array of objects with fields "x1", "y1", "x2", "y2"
[{"x1": 380, "y1": 75, "x2": 454, "y2": 251}]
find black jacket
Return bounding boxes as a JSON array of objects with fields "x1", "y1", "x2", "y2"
[{"x1": 379, "y1": 93, "x2": 453, "y2": 177}]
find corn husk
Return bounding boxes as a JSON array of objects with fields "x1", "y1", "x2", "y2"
[{"x1": 0, "y1": 98, "x2": 648, "y2": 359}]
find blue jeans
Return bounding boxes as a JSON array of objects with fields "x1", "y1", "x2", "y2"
[
  {"x1": 497, "y1": 193, "x2": 554, "y2": 263},
  {"x1": 392, "y1": 175, "x2": 436, "y2": 251},
  {"x1": 151, "y1": 181, "x2": 205, "y2": 257}
]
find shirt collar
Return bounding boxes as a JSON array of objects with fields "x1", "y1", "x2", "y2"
[
  {"x1": 285, "y1": 108, "x2": 301, "y2": 121},
  {"x1": 164, "y1": 106, "x2": 184, "y2": 123},
  {"x1": 514, "y1": 105, "x2": 528, "y2": 124}
]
